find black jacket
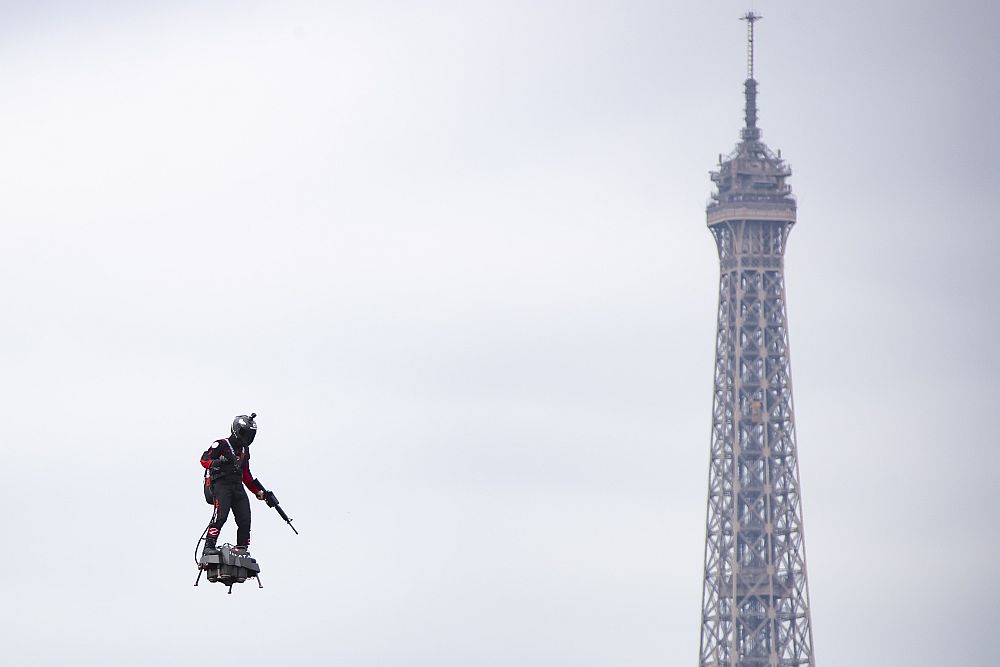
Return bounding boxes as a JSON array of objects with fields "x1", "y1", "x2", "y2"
[{"x1": 200, "y1": 438, "x2": 262, "y2": 494}]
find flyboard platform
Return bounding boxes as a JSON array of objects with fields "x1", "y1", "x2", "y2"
[
  {"x1": 193, "y1": 480, "x2": 298, "y2": 594},
  {"x1": 194, "y1": 544, "x2": 262, "y2": 594}
]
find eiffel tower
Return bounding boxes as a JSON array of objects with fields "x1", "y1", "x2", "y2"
[{"x1": 698, "y1": 13, "x2": 816, "y2": 667}]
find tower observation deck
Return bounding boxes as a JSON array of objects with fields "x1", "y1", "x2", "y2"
[{"x1": 698, "y1": 13, "x2": 816, "y2": 667}]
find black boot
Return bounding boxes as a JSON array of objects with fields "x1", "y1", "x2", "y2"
[{"x1": 202, "y1": 537, "x2": 220, "y2": 557}]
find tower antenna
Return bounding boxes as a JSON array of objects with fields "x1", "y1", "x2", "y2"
[
  {"x1": 739, "y1": 11, "x2": 763, "y2": 139},
  {"x1": 741, "y1": 11, "x2": 762, "y2": 80}
]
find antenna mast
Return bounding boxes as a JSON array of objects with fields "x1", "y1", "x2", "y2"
[
  {"x1": 742, "y1": 11, "x2": 761, "y2": 79},
  {"x1": 740, "y1": 11, "x2": 763, "y2": 140}
]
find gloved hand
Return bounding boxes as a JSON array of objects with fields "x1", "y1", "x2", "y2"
[
  {"x1": 255, "y1": 490, "x2": 266, "y2": 501},
  {"x1": 210, "y1": 455, "x2": 230, "y2": 469}
]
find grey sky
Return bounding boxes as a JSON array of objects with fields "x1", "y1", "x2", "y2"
[{"x1": 1, "y1": 1, "x2": 997, "y2": 665}]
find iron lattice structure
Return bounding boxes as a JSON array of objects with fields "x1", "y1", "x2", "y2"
[{"x1": 698, "y1": 14, "x2": 816, "y2": 667}]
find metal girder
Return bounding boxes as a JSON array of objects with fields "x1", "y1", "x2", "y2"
[{"x1": 699, "y1": 212, "x2": 815, "y2": 667}]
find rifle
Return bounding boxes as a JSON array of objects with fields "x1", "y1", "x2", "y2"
[{"x1": 254, "y1": 478, "x2": 299, "y2": 535}]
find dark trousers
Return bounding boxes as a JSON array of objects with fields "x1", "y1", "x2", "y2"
[{"x1": 207, "y1": 479, "x2": 252, "y2": 547}]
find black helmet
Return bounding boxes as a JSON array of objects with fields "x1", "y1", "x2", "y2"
[{"x1": 231, "y1": 413, "x2": 257, "y2": 445}]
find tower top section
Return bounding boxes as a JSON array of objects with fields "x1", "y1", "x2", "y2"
[{"x1": 707, "y1": 11, "x2": 795, "y2": 227}]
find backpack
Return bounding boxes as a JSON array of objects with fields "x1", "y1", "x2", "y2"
[
  {"x1": 204, "y1": 468, "x2": 215, "y2": 504},
  {"x1": 202, "y1": 438, "x2": 238, "y2": 504}
]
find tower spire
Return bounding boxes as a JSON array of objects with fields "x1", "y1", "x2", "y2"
[
  {"x1": 742, "y1": 11, "x2": 761, "y2": 79},
  {"x1": 740, "y1": 11, "x2": 762, "y2": 141}
]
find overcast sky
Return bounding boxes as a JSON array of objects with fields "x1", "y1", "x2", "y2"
[{"x1": 1, "y1": 1, "x2": 997, "y2": 665}]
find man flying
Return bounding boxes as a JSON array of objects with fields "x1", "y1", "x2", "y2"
[{"x1": 200, "y1": 413, "x2": 267, "y2": 556}]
